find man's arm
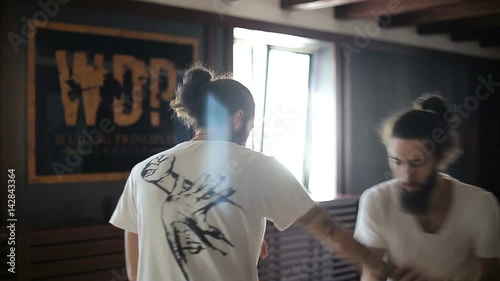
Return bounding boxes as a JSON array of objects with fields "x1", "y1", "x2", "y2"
[
  {"x1": 125, "y1": 231, "x2": 139, "y2": 281},
  {"x1": 361, "y1": 248, "x2": 387, "y2": 281},
  {"x1": 294, "y1": 206, "x2": 390, "y2": 280},
  {"x1": 260, "y1": 239, "x2": 269, "y2": 259}
]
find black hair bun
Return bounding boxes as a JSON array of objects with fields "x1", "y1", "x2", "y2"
[
  {"x1": 413, "y1": 93, "x2": 450, "y2": 118},
  {"x1": 184, "y1": 68, "x2": 212, "y2": 86}
]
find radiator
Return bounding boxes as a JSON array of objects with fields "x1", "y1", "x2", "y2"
[{"x1": 258, "y1": 197, "x2": 361, "y2": 281}]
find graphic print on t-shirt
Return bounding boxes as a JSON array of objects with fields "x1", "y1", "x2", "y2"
[{"x1": 141, "y1": 153, "x2": 244, "y2": 281}]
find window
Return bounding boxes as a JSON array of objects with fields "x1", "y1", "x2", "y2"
[{"x1": 233, "y1": 28, "x2": 337, "y2": 201}]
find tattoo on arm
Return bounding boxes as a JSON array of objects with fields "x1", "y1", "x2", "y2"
[
  {"x1": 299, "y1": 207, "x2": 390, "y2": 280},
  {"x1": 318, "y1": 217, "x2": 336, "y2": 237},
  {"x1": 297, "y1": 207, "x2": 337, "y2": 241}
]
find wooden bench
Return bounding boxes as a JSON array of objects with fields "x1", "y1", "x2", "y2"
[{"x1": 1, "y1": 224, "x2": 127, "y2": 281}]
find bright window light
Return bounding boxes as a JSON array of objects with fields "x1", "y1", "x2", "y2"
[
  {"x1": 233, "y1": 28, "x2": 337, "y2": 202},
  {"x1": 308, "y1": 93, "x2": 337, "y2": 201},
  {"x1": 262, "y1": 50, "x2": 310, "y2": 182}
]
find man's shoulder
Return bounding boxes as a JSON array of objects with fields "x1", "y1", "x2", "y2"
[
  {"x1": 229, "y1": 145, "x2": 283, "y2": 170},
  {"x1": 130, "y1": 142, "x2": 273, "y2": 174},
  {"x1": 358, "y1": 180, "x2": 398, "y2": 209},
  {"x1": 130, "y1": 142, "x2": 189, "y2": 173},
  {"x1": 444, "y1": 176, "x2": 498, "y2": 216},
  {"x1": 362, "y1": 180, "x2": 397, "y2": 198},
  {"x1": 452, "y1": 178, "x2": 498, "y2": 206}
]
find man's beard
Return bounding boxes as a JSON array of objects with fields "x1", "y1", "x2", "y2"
[
  {"x1": 231, "y1": 125, "x2": 248, "y2": 146},
  {"x1": 400, "y1": 171, "x2": 437, "y2": 215}
]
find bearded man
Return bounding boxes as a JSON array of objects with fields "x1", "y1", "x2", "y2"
[{"x1": 354, "y1": 94, "x2": 500, "y2": 281}]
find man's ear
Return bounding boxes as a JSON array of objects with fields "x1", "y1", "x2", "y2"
[
  {"x1": 437, "y1": 149, "x2": 451, "y2": 170},
  {"x1": 233, "y1": 109, "x2": 244, "y2": 129}
]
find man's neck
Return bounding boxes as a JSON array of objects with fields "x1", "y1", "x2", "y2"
[
  {"x1": 427, "y1": 175, "x2": 452, "y2": 214},
  {"x1": 416, "y1": 175, "x2": 453, "y2": 231},
  {"x1": 191, "y1": 129, "x2": 231, "y2": 142}
]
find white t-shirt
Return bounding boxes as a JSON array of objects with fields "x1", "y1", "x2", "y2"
[
  {"x1": 110, "y1": 140, "x2": 317, "y2": 281},
  {"x1": 354, "y1": 174, "x2": 500, "y2": 280}
]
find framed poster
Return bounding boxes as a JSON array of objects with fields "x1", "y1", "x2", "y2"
[{"x1": 27, "y1": 20, "x2": 199, "y2": 184}]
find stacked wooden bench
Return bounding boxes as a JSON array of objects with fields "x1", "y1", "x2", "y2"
[
  {"x1": 1, "y1": 224, "x2": 127, "y2": 281},
  {"x1": 258, "y1": 197, "x2": 361, "y2": 281}
]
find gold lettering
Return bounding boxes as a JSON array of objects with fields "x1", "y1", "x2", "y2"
[
  {"x1": 113, "y1": 55, "x2": 147, "y2": 126},
  {"x1": 68, "y1": 134, "x2": 75, "y2": 145},
  {"x1": 135, "y1": 134, "x2": 144, "y2": 144},
  {"x1": 149, "y1": 134, "x2": 158, "y2": 145},
  {"x1": 57, "y1": 133, "x2": 115, "y2": 146},
  {"x1": 103, "y1": 135, "x2": 113, "y2": 145},
  {"x1": 115, "y1": 134, "x2": 130, "y2": 145},
  {"x1": 56, "y1": 134, "x2": 66, "y2": 145},
  {"x1": 55, "y1": 51, "x2": 78, "y2": 126},
  {"x1": 55, "y1": 50, "x2": 107, "y2": 126},
  {"x1": 110, "y1": 134, "x2": 177, "y2": 146},
  {"x1": 149, "y1": 59, "x2": 177, "y2": 127},
  {"x1": 79, "y1": 134, "x2": 87, "y2": 144}
]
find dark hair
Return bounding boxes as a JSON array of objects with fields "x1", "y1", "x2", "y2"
[
  {"x1": 380, "y1": 94, "x2": 461, "y2": 167},
  {"x1": 170, "y1": 64, "x2": 255, "y2": 129}
]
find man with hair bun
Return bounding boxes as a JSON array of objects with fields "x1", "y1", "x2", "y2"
[
  {"x1": 110, "y1": 65, "x2": 389, "y2": 281},
  {"x1": 355, "y1": 94, "x2": 500, "y2": 281}
]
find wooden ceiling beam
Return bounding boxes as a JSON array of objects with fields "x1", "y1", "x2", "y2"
[
  {"x1": 384, "y1": 1, "x2": 500, "y2": 28},
  {"x1": 479, "y1": 37, "x2": 500, "y2": 47},
  {"x1": 281, "y1": 0, "x2": 365, "y2": 10},
  {"x1": 334, "y1": 0, "x2": 473, "y2": 20},
  {"x1": 417, "y1": 14, "x2": 500, "y2": 35},
  {"x1": 451, "y1": 27, "x2": 500, "y2": 41}
]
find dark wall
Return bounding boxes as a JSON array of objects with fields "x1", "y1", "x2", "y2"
[
  {"x1": 0, "y1": 0, "x2": 227, "y2": 229},
  {"x1": 345, "y1": 48, "x2": 500, "y2": 197},
  {"x1": 477, "y1": 78, "x2": 500, "y2": 198}
]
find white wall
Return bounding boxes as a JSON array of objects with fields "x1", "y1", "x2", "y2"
[{"x1": 137, "y1": 0, "x2": 500, "y2": 60}]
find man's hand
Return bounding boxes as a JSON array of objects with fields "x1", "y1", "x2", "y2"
[
  {"x1": 361, "y1": 247, "x2": 387, "y2": 281},
  {"x1": 390, "y1": 258, "x2": 500, "y2": 281},
  {"x1": 294, "y1": 206, "x2": 390, "y2": 281},
  {"x1": 392, "y1": 266, "x2": 441, "y2": 281},
  {"x1": 260, "y1": 239, "x2": 269, "y2": 259}
]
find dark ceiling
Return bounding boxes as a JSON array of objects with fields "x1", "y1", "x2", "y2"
[{"x1": 281, "y1": 0, "x2": 500, "y2": 48}]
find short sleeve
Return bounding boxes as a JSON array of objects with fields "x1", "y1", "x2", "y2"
[
  {"x1": 109, "y1": 167, "x2": 138, "y2": 234},
  {"x1": 354, "y1": 189, "x2": 387, "y2": 249},
  {"x1": 261, "y1": 157, "x2": 317, "y2": 231},
  {"x1": 472, "y1": 192, "x2": 500, "y2": 258}
]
